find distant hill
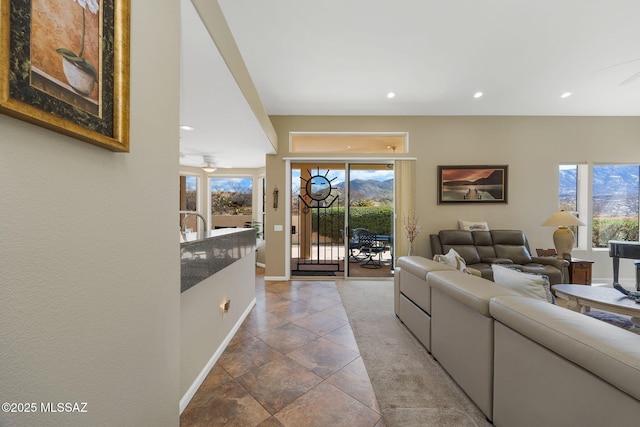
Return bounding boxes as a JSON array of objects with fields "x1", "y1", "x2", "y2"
[
  {"x1": 444, "y1": 170, "x2": 504, "y2": 186},
  {"x1": 335, "y1": 179, "x2": 394, "y2": 202},
  {"x1": 209, "y1": 177, "x2": 253, "y2": 193},
  {"x1": 560, "y1": 165, "x2": 639, "y2": 197}
]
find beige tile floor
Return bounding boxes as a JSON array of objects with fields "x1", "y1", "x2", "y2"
[{"x1": 180, "y1": 268, "x2": 384, "y2": 427}]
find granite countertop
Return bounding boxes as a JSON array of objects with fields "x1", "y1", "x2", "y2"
[
  {"x1": 181, "y1": 227, "x2": 253, "y2": 244},
  {"x1": 180, "y1": 228, "x2": 256, "y2": 293}
]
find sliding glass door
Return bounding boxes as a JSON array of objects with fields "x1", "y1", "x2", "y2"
[
  {"x1": 345, "y1": 163, "x2": 394, "y2": 278},
  {"x1": 289, "y1": 162, "x2": 395, "y2": 279}
]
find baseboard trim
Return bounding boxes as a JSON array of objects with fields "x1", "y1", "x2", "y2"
[
  {"x1": 264, "y1": 275, "x2": 288, "y2": 281},
  {"x1": 179, "y1": 297, "x2": 256, "y2": 414},
  {"x1": 256, "y1": 262, "x2": 266, "y2": 268}
]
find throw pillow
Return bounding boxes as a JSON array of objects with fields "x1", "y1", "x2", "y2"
[
  {"x1": 491, "y1": 264, "x2": 556, "y2": 304},
  {"x1": 434, "y1": 248, "x2": 470, "y2": 274},
  {"x1": 458, "y1": 220, "x2": 489, "y2": 231}
]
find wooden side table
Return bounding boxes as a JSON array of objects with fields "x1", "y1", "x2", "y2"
[{"x1": 568, "y1": 258, "x2": 593, "y2": 285}]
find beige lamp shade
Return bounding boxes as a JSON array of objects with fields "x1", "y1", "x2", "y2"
[{"x1": 541, "y1": 211, "x2": 585, "y2": 259}]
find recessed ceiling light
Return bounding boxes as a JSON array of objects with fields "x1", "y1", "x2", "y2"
[
  {"x1": 180, "y1": 125, "x2": 194, "y2": 131},
  {"x1": 473, "y1": 92, "x2": 483, "y2": 98},
  {"x1": 561, "y1": 92, "x2": 572, "y2": 98},
  {"x1": 387, "y1": 92, "x2": 396, "y2": 99}
]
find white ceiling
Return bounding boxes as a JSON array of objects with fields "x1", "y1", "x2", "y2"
[
  {"x1": 181, "y1": 0, "x2": 640, "y2": 168},
  {"x1": 179, "y1": 0, "x2": 275, "y2": 169}
]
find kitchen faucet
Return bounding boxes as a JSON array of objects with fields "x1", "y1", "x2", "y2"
[{"x1": 180, "y1": 212, "x2": 207, "y2": 233}]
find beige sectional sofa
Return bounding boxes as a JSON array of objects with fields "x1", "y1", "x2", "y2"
[{"x1": 394, "y1": 256, "x2": 640, "y2": 424}]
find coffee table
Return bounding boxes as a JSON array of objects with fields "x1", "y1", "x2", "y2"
[{"x1": 552, "y1": 284, "x2": 640, "y2": 327}]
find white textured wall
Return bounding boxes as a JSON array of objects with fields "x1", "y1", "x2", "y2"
[{"x1": 0, "y1": 1, "x2": 181, "y2": 425}]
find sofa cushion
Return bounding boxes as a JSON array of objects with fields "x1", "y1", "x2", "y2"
[
  {"x1": 491, "y1": 264, "x2": 555, "y2": 304},
  {"x1": 477, "y1": 248, "x2": 498, "y2": 261},
  {"x1": 472, "y1": 230, "x2": 493, "y2": 246},
  {"x1": 439, "y1": 230, "x2": 474, "y2": 245},
  {"x1": 494, "y1": 244, "x2": 533, "y2": 264},
  {"x1": 490, "y1": 230, "x2": 528, "y2": 245},
  {"x1": 483, "y1": 258, "x2": 513, "y2": 264},
  {"x1": 472, "y1": 231, "x2": 497, "y2": 260},
  {"x1": 438, "y1": 230, "x2": 482, "y2": 264}
]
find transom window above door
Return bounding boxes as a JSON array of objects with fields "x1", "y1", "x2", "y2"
[{"x1": 290, "y1": 133, "x2": 407, "y2": 154}]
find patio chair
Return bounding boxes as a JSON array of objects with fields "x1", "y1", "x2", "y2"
[
  {"x1": 342, "y1": 228, "x2": 368, "y2": 262},
  {"x1": 359, "y1": 231, "x2": 387, "y2": 268}
]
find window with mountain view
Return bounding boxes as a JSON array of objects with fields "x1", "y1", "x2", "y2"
[
  {"x1": 592, "y1": 164, "x2": 639, "y2": 247},
  {"x1": 558, "y1": 164, "x2": 580, "y2": 247},
  {"x1": 560, "y1": 164, "x2": 640, "y2": 248},
  {"x1": 558, "y1": 165, "x2": 577, "y2": 212}
]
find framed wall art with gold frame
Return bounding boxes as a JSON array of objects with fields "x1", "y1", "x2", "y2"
[{"x1": 0, "y1": 0, "x2": 130, "y2": 151}]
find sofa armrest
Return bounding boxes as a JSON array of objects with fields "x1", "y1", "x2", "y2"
[
  {"x1": 429, "y1": 234, "x2": 443, "y2": 256},
  {"x1": 531, "y1": 256, "x2": 569, "y2": 269},
  {"x1": 467, "y1": 267, "x2": 482, "y2": 277},
  {"x1": 397, "y1": 256, "x2": 456, "y2": 278}
]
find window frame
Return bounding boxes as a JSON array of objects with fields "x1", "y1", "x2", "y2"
[
  {"x1": 558, "y1": 162, "x2": 640, "y2": 251},
  {"x1": 208, "y1": 174, "x2": 255, "y2": 230}
]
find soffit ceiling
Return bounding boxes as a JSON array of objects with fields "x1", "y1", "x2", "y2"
[
  {"x1": 181, "y1": 0, "x2": 640, "y2": 168},
  {"x1": 179, "y1": 0, "x2": 275, "y2": 169}
]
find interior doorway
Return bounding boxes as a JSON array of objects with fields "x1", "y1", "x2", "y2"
[{"x1": 290, "y1": 162, "x2": 394, "y2": 278}]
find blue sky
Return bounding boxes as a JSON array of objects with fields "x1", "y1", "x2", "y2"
[
  {"x1": 292, "y1": 168, "x2": 393, "y2": 184},
  {"x1": 185, "y1": 176, "x2": 253, "y2": 192},
  {"x1": 210, "y1": 177, "x2": 253, "y2": 192}
]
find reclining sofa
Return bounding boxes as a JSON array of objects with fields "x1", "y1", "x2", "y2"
[
  {"x1": 430, "y1": 229, "x2": 569, "y2": 284},
  {"x1": 394, "y1": 256, "x2": 640, "y2": 425}
]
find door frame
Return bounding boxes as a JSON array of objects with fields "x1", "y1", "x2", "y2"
[{"x1": 285, "y1": 158, "x2": 398, "y2": 280}]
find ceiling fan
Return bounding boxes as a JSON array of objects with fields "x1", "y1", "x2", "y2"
[
  {"x1": 179, "y1": 152, "x2": 232, "y2": 171},
  {"x1": 200, "y1": 155, "x2": 231, "y2": 173}
]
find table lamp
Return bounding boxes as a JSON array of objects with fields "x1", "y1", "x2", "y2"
[{"x1": 541, "y1": 210, "x2": 585, "y2": 260}]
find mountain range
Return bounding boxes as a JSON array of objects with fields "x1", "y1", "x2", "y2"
[
  {"x1": 560, "y1": 165, "x2": 639, "y2": 197},
  {"x1": 334, "y1": 179, "x2": 394, "y2": 202},
  {"x1": 443, "y1": 170, "x2": 504, "y2": 187}
]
